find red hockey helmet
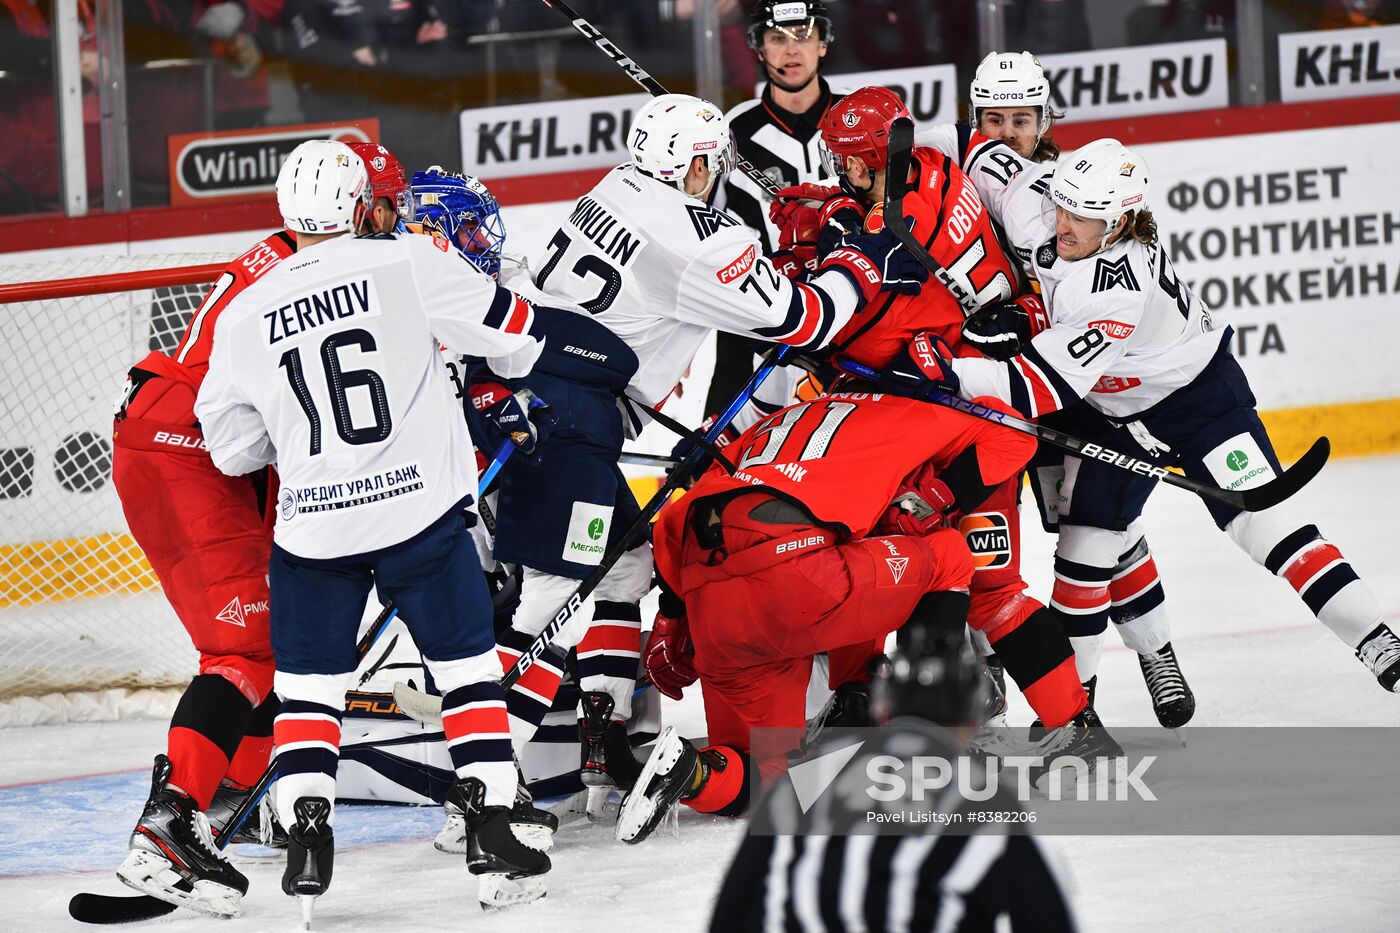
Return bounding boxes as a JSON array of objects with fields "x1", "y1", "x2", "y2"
[
  {"x1": 818, "y1": 86, "x2": 910, "y2": 171},
  {"x1": 348, "y1": 142, "x2": 413, "y2": 222}
]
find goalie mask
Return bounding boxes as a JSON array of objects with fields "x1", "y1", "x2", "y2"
[
  {"x1": 276, "y1": 140, "x2": 371, "y2": 236},
  {"x1": 410, "y1": 167, "x2": 506, "y2": 279},
  {"x1": 629, "y1": 94, "x2": 735, "y2": 199}
]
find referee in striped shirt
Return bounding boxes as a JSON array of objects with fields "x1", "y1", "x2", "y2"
[{"x1": 709, "y1": 620, "x2": 1079, "y2": 931}]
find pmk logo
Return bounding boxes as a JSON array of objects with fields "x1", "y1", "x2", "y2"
[
  {"x1": 958, "y1": 512, "x2": 1012, "y2": 569},
  {"x1": 716, "y1": 244, "x2": 758, "y2": 283},
  {"x1": 215, "y1": 596, "x2": 268, "y2": 628}
]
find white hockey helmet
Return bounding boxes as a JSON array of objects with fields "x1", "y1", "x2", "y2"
[
  {"x1": 1050, "y1": 138, "x2": 1149, "y2": 250},
  {"x1": 628, "y1": 94, "x2": 735, "y2": 195},
  {"x1": 276, "y1": 139, "x2": 372, "y2": 235},
  {"x1": 970, "y1": 51, "x2": 1054, "y2": 136}
]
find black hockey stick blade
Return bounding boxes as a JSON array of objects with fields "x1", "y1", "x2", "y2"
[
  {"x1": 68, "y1": 892, "x2": 177, "y2": 925},
  {"x1": 1236, "y1": 435, "x2": 1330, "y2": 511}
]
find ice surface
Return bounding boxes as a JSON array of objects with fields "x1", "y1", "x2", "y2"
[{"x1": 4, "y1": 455, "x2": 1399, "y2": 931}]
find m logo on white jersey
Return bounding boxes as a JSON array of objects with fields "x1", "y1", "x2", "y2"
[
  {"x1": 217, "y1": 597, "x2": 247, "y2": 628},
  {"x1": 1091, "y1": 255, "x2": 1141, "y2": 293},
  {"x1": 685, "y1": 204, "x2": 738, "y2": 241}
]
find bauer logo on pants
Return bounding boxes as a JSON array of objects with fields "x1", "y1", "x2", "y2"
[
  {"x1": 563, "y1": 501, "x2": 612, "y2": 566},
  {"x1": 959, "y1": 513, "x2": 1012, "y2": 570}
]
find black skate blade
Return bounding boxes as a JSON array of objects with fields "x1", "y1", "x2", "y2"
[{"x1": 68, "y1": 892, "x2": 178, "y2": 925}]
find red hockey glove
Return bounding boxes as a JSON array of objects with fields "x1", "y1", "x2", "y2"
[
  {"x1": 768, "y1": 183, "x2": 842, "y2": 228},
  {"x1": 644, "y1": 611, "x2": 698, "y2": 701},
  {"x1": 874, "y1": 461, "x2": 958, "y2": 536},
  {"x1": 770, "y1": 250, "x2": 805, "y2": 280},
  {"x1": 854, "y1": 331, "x2": 959, "y2": 400}
]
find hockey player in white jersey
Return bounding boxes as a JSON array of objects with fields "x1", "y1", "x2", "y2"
[
  {"x1": 195, "y1": 140, "x2": 554, "y2": 916},
  {"x1": 898, "y1": 138, "x2": 1400, "y2": 695},
  {"x1": 487, "y1": 92, "x2": 927, "y2": 794},
  {"x1": 915, "y1": 52, "x2": 1197, "y2": 729}
]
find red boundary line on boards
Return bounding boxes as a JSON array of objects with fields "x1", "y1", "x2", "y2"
[{"x1": 3, "y1": 94, "x2": 1397, "y2": 255}]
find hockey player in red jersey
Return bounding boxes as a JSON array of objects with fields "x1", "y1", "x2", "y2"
[
  {"x1": 108, "y1": 148, "x2": 413, "y2": 918},
  {"x1": 766, "y1": 87, "x2": 1092, "y2": 748},
  {"x1": 616, "y1": 377, "x2": 1075, "y2": 843}
]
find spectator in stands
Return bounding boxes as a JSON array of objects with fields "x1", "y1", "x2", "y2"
[
  {"x1": 1318, "y1": 0, "x2": 1396, "y2": 28},
  {"x1": 1006, "y1": 0, "x2": 1092, "y2": 55},
  {"x1": 1127, "y1": 0, "x2": 1234, "y2": 46}
]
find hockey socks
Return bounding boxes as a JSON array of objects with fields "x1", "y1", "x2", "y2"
[
  {"x1": 224, "y1": 693, "x2": 279, "y2": 789},
  {"x1": 272, "y1": 695, "x2": 344, "y2": 830},
  {"x1": 985, "y1": 605, "x2": 1085, "y2": 730},
  {"x1": 576, "y1": 600, "x2": 644, "y2": 721},
  {"x1": 167, "y1": 673, "x2": 256, "y2": 811},
  {"x1": 498, "y1": 630, "x2": 568, "y2": 746},
  {"x1": 430, "y1": 651, "x2": 517, "y2": 805}
]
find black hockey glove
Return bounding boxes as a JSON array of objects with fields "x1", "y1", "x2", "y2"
[
  {"x1": 469, "y1": 382, "x2": 553, "y2": 456},
  {"x1": 961, "y1": 294, "x2": 1048, "y2": 361}
]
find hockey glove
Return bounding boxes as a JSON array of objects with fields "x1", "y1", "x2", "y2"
[
  {"x1": 819, "y1": 228, "x2": 929, "y2": 306},
  {"x1": 768, "y1": 183, "x2": 841, "y2": 227},
  {"x1": 469, "y1": 382, "x2": 552, "y2": 456},
  {"x1": 961, "y1": 294, "x2": 1048, "y2": 362},
  {"x1": 644, "y1": 610, "x2": 698, "y2": 701},
  {"x1": 770, "y1": 250, "x2": 805, "y2": 281},
  {"x1": 816, "y1": 197, "x2": 867, "y2": 260},
  {"x1": 874, "y1": 462, "x2": 958, "y2": 537},
  {"x1": 867, "y1": 332, "x2": 960, "y2": 400},
  {"x1": 670, "y1": 413, "x2": 739, "y2": 483}
]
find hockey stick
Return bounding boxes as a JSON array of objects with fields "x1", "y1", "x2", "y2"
[
  {"x1": 393, "y1": 346, "x2": 793, "y2": 724},
  {"x1": 68, "y1": 603, "x2": 401, "y2": 926},
  {"x1": 832, "y1": 354, "x2": 1330, "y2": 513},
  {"x1": 619, "y1": 451, "x2": 680, "y2": 469},
  {"x1": 536, "y1": 0, "x2": 782, "y2": 197},
  {"x1": 878, "y1": 117, "x2": 983, "y2": 316}
]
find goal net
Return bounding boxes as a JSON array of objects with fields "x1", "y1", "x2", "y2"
[{"x1": 0, "y1": 253, "x2": 237, "y2": 724}]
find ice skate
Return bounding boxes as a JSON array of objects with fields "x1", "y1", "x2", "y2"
[
  {"x1": 437, "y1": 768, "x2": 557, "y2": 854},
  {"x1": 449, "y1": 776, "x2": 550, "y2": 909},
  {"x1": 208, "y1": 778, "x2": 287, "y2": 848},
  {"x1": 1138, "y1": 642, "x2": 1196, "y2": 728},
  {"x1": 1031, "y1": 705, "x2": 1125, "y2": 795},
  {"x1": 616, "y1": 726, "x2": 702, "y2": 844},
  {"x1": 282, "y1": 796, "x2": 334, "y2": 929},
  {"x1": 579, "y1": 691, "x2": 643, "y2": 792},
  {"x1": 115, "y1": 755, "x2": 248, "y2": 919},
  {"x1": 1357, "y1": 623, "x2": 1400, "y2": 692}
]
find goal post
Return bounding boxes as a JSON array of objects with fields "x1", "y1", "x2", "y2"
[{"x1": 0, "y1": 253, "x2": 235, "y2": 724}]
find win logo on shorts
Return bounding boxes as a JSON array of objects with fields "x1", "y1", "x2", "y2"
[{"x1": 959, "y1": 513, "x2": 1012, "y2": 570}]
